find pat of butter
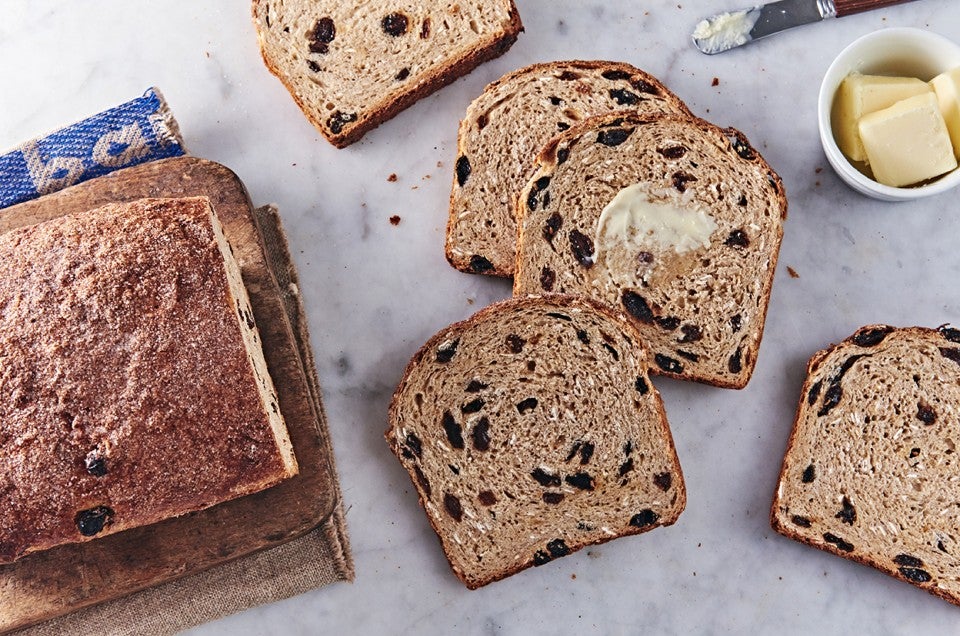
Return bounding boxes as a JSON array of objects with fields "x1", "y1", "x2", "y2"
[
  {"x1": 595, "y1": 184, "x2": 716, "y2": 255},
  {"x1": 858, "y1": 92, "x2": 958, "y2": 187},
  {"x1": 833, "y1": 73, "x2": 932, "y2": 162},
  {"x1": 931, "y1": 66, "x2": 960, "y2": 159}
]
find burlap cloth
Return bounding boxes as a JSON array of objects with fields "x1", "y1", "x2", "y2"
[{"x1": 13, "y1": 206, "x2": 354, "y2": 635}]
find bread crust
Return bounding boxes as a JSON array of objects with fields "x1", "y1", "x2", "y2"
[
  {"x1": 770, "y1": 324, "x2": 960, "y2": 607},
  {"x1": 252, "y1": 1, "x2": 523, "y2": 148},
  {"x1": 514, "y1": 112, "x2": 787, "y2": 389},
  {"x1": 445, "y1": 60, "x2": 693, "y2": 277},
  {"x1": 386, "y1": 293, "x2": 685, "y2": 589}
]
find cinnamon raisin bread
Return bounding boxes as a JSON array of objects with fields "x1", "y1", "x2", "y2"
[
  {"x1": 386, "y1": 295, "x2": 685, "y2": 589},
  {"x1": 0, "y1": 197, "x2": 298, "y2": 564},
  {"x1": 513, "y1": 113, "x2": 787, "y2": 388},
  {"x1": 446, "y1": 61, "x2": 692, "y2": 277},
  {"x1": 772, "y1": 325, "x2": 960, "y2": 607},
  {"x1": 253, "y1": 0, "x2": 523, "y2": 147}
]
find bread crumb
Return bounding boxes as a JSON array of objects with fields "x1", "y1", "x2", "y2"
[
  {"x1": 787, "y1": 266, "x2": 799, "y2": 279},
  {"x1": 711, "y1": 77, "x2": 719, "y2": 87},
  {"x1": 389, "y1": 215, "x2": 401, "y2": 226},
  {"x1": 387, "y1": 173, "x2": 398, "y2": 182},
  {"x1": 436, "y1": 161, "x2": 443, "y2": 168},
  {"x1": 466, "y1": 297, "x2": 475, "y2": 305},
  {"x1": 815, "y1": 167, "x2": 823, "y2": 174},
  {"x1": 570, "y1": 573, "x2": 576, "y2": 580}
]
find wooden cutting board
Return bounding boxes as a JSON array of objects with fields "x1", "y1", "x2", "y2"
[{"x1": 0, "y1": 157, "x2": 339, "y2": 632}]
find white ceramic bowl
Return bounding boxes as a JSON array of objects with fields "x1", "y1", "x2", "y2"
[{"x1": 818, "y1": 27, "x2": 960, "y2": 201}]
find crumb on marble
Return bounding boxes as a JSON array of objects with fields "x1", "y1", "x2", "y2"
[
  {"x1": 815, "y1": 167, "x2": 823, "y2": 174},
  {"x1": 787, "y1": 266, "x2": 799, "y2": 279},
  {"x1": 388, "y1": 173, "x2": 398, "y2": 182},
  {"x1": 390, "y1": 215, "x2": 401, "y2": 226},
  {"x1": 466, "y1": 297, "x2": 475, "y2": 305},
  {"x1": 711, "y1": 77, "x2": 719, "y2": 87}
]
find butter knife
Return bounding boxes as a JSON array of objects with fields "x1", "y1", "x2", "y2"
[{"x1": 693, "y1": 0, "x2": 918, "y2": 54}]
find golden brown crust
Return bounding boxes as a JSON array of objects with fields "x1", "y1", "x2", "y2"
[
  {"x1": 0, "y1": 197, "x2": 296, "y2": 564},
  {"x1": 252, "y1": 1, "x2": 522, "y2": 148}
]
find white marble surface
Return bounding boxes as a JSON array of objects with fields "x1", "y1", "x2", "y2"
[{"x1": 3, "y1": 0, "x2": 960, "y2": 633}]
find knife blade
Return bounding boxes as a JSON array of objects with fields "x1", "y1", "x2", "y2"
[{"x1": 693, "y1": 0, "x2": 918, "y2": 55}]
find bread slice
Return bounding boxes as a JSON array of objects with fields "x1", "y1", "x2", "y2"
[
  {"x1": 513, "y1": 113, "x2": 787, "y2": 388},
  {"x1": 252, "y1": 0, "x2": 522, "y2": 148},
  {"x1": 0, "y1": 197, "x2": 298, "y2": 564},
  {"x1": 386, "y1": 294, "x2": 685, "y2": 589},
  {"x1": 772, "y1": 325, "x2": 960, "y2": 607},
  {"x1": 446, "y1": 61, "x2": 692, "y2": 277}
]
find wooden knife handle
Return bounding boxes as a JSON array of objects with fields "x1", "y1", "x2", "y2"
[{"x1": 834, "y1": 0, "x2": 917, "y2": 18}]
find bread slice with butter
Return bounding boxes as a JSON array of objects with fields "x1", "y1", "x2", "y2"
[
  {"x1": 0, "y1": 197, "x2": 298, "y2": 564},
  {"x1": 772, "y1": 325, "x2": 960, "y2": 607},
  {"x1": 446, "y1": 61, "x2": 692, "y2": 277},
  {"x1": 513, "y1": 113, "x2": 787, "y2": 388},
  {"x1": 387, "y1": 295, "x2": 685, "y2": 589}
]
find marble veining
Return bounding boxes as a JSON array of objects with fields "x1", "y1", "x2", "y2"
[{"x1": 2, "y1": 0, "x2": 960, "y2": 633}]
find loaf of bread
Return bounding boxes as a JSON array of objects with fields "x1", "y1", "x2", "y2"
[
  {"x1": 0, "y1": 197, "x2": 298, "y2": 564},
  {"x1": 252, "y1": 0, "x2": 523, "y2": 147},
  {"x1": 772, "y1": 325, "x2": 960, "y2": 606},
  {"x1": 386, "y1": 295, "x2": 685, "y2": 589},
  {"x1": 513, "y1": 113, "x2": 787, "y2": 388},
  {"x1": 446, "y1": 60, "x2": 692, "y2": 277}
]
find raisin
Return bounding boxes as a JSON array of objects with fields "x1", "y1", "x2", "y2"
[
  {"x1": 655, "y1": 316, "x2": 680, "y2": 331},
  {"x1": 818, "y1": 383, "x2": 843, "y2": 417},
  {"x1": 634, "y1": 376, "x2": 649, "y2": 395},
  {"x1": 940, "y1": 326, "x2": 960, "y2": 343},
  {"x1": 894, "y1": 554, "x2": 924, "y2": 567},
  {"x1": 436, "y1": 339, "x2": 459, "y2": 362},
  {"x1": 442, "y1": 411, "x2": 464, "y2": 449},
  {"x1": 579, "y1": 442, "x2": 595, "y2": 465},
  {"x1": 565, "y1": 442, "x2": 583, "y2": 463},
  {"x1": 601, "y1": 69, "x2": 631, "y2": 81},
  {"x1": 449, "y1": 464, "x2": 460, "y2": 475},
  {"x1": 597, "y1": 127, "x2": 632, "y2": 147},
  {"x1": 631, "y1": 78, "x2": 659, "y2": 94},
  {"x1": 558, "y1": 70, "x2": 580, "y2": 80},
  {"x1": 394, "y1": 67, "x2": 410, "y2": 81},
  {"x1": 677, "y1": 350, "x2": 699, "y2": 362},
  {"x1": 531, "y1": 468, "x2": 561, "y2": 487},
  {"x1": 622, "y1": 290, "x2": 655, "y2": 323},
  {"x1": 655, "y1": 354, "x2": 683, "y2": 374},
  {"x1": 468, "y1": 255, "x2": 494, "y2": 273},
  {"x1": 527, "y1": 176, "x2": 551, "y2": 211},
  {"x1": 807, "y1": 380, "x2": 822, "y2": 406},
  {"x1": 917, "y1": 402, "x2": 937, "y2": 425},
  {"x1": 540, "y1": 267, "x2": 556, "y2": 291},
  {"x1": 725, "y1": 229, "x2": 750, "y2": 248},
  {"x1": 569, "y1": 229, "x2": 595, "y2": 267},
  {"x1": 738, "y1": 194, "x2": 748, "y2": 206},
  {"x1": 658, "y1": 146, "x2": 687, "y2": 159},
  {"x1": 455, "y1": 155, "x2": 471, "y2": 186},
  {"x1": 557, "y1": 147, "x2": 570, "y2": 165},
  {"x1": 823, "y1": 533, "x2": 854, "y2": 552},
  {"x1": 517, "y1": 397, "x2": 538, "y2": 415},
  {"x1": 577, "y1": 329, "x2": 590, "y2": 344},
  {"x1": 472, "y1": 417, "x2": 491, "y2": 451},
  {"x1": 672, "y1": 172, "x2": 697, "y2": 192},
  {"x1": 478, "y1": 490, "x2": 497, "y2": 506},
  {"x1": 618, "y1": 458, "x2": 634, "y2": 476},
  {"x1": 557, "y1": 122, "x2": 570, "y2": 131},
  {"x1": 307, "y1": 60, "x2": 321, "y2": 72},
  {"x1": 609, "y1": 88, "x2": 641, "y2": 105},
  {"x1": 75, "y1": 506, "x2": 113, "y2": 537},
  {"x1": 679, "y1": 325, "x2": 703, "y2": 343},
  {"x1": 653, "y1": 472, "x2": 672, "y2": 491},
  {"x1": 547, "y1": 538, "x2": 570, "y2": 558},
  {"x1": 533, "y1": 550, "x2": 552, "y2": 566},
  {"x1": 420, "y1": 17, "x2": 431, "y2": 39},
  {"x1": 506, "y1": 334, "x2": 526, "y2": 353},
  {"x1": 941, "y1": 347, "x2": 960, "y2": 365},
  {"x1": 565, "y1": 472, "x2": 595, "y2": 491},
  {"x1": 327, "y1": 111, "x2": 358, "y2": 135},
  {"x1": 899, "y1": 567, "x2": 933, "y2": 583},
  {"x1": 543, "y1": 212, "x2": 563, "y2": 244},
  {"x1": 638, "y1": 251, "x2": 654, "y2": 264},
  {"x1": 791, "y1": 515, "x2": 812, "y2": 528},
  {"x1": 309, "y1": 17, "x2": 335, "y2": 53},
  {"x1": 546, "y1": 312, "x2": 572, "y2": 321},
  {"x1": 549, "y1": 95, "x2": 563, "y2": 106},
  {"x1": 624, "y1": 440, "x2": 634, "y2": 456},
  {"x1": 910, "y1": 447, "x2": 921, "y2": 458},
  {"x1": 414, "y1": 466, "x2": 432, "y2": 496},
  {"x1": 543, "y1": 492, "x2": 565, "y2": 504},
  {"x1": 444, "y1": 493, "x2": 463, "y2": 521},
  {"x1": 629, "y1": 509, "x2": 660, "y2": 528},
  {"x1": 461, "y1": 398, "x2": 485, "y2": 414},
  {"x1": 730, "y1": 314, "x2": 743, "y2": 332},
  {"x1": 465, "y1": 379, "x2": 487, "y2": 393},
  {"x1": 836, "y1": 496, "x2": 856, "y2": 525},
  {"x1": 602, "y1": 343, "x2": 620, "y2": 361},
  {"x1": 729, "y1": 133, "x2": 756, "y2": 160},
  {"x1": 84, "y1": 450, "x2": 108, "y2": 477},
  {"x1": 802, "y1": 464, "x2": 815, "y2": 483},
  {"x1": 404, "y1": 433, "x2": 423, "y2": 458},
  {"x1": 852, "y1": 326, "x2": 893, "y2": 347},
  {"x1": 728, "y1": 348, "x2": 743, "y2": 374},
  {"x1": 382, "y1": 12, "x2": 409, "y2": 36}
]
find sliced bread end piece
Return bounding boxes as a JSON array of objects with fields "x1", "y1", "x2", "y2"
[
  {"x1": 253, "y1": 0, "x2": 522, "y2": 148},
  {"x1": 387, "y1": 294, "x2": 685, "y2": 589},
  {"x1": 772, "y1": 324, "x2": 960, "y2": 607},
  {"x1": 514, "y1": 113, "x2": 787, "y2": 388}
]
